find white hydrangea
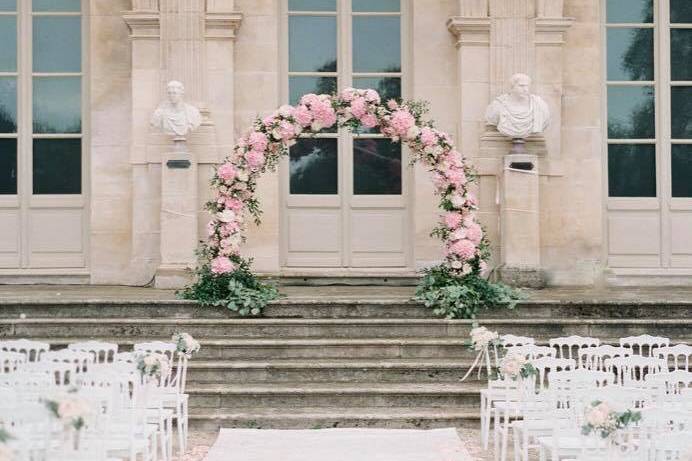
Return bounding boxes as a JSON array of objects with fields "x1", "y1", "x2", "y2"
[{"x1": 470, "y1": 326, "x2": 499, "y2": 351}]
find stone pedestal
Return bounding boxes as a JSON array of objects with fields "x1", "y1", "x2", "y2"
[
  {"x1": 499, "y1": 152, "x2": 545, "y2": 288},
  {"x1": 155, "y1": 140, "x2": 198, "y2": 288}
]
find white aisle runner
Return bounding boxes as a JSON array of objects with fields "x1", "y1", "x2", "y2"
[{"x1": 203, "y1": 428, "x2": 473, "y2": 461}]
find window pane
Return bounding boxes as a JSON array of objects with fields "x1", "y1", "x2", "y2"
[
  {"x1": 0, "y1": 0, "x2": 14, "y2": 12},
  {"x1": 0, "y1": 16, "x2": 16, "y2": 72},
  {"x1": 33, "y1": 77, "x2": 81, "y2": 134},
  {"x1": 671, "y1": 29, "x2": 692, "y2": 81},
  {"x1": 353, "y1": 77, "x2": 401, "y2": 101},
  {"x1": 353, "y1": 16, "x2": 401, "y2": 73},
  {"x1": 290, "y1": 138, "x2": 338, "y2": 194},
  {"x1": 288, "y1": 0, "x2": 335, "y2": 11},
  {"x1": 353, "y1": 0, "x2": 400, "y2": 12},
  {"x1": 607, "y1": 86, "x2": 655, "y2": 139},
  {"x1": 0, "y1": 139, "x2": 16, "y2": 195},
  {"x1": 606, "y1": 0, "x2": 653, "y2": 23},
  {"x1": 608, "y1": 144, "x2": 656, "y2": 197},
  {"x1": 354, "y1": 139, "x2": 401, "y2": 195},
  {"x1": 671, "y1": 0, "x2": 692, "y2": 23},
  {"x1": 671, "y1": 87, "x2": 692, "y2": 139},
  {"x1": 33, "y1": 139, "x2": 81, "y2": 195},
  {"x1": 607, "y1": 28, "x2": 653, "y2": 81},
  {"x1": 289, "y1": 16, "x2": 337, "y2": 73},
  {"x1": 33, "y1": 16, "x2": 81, "y2": 73},
  {"x1": 0, "y1": 77, "x2": 17, "y2": 133},
  {"x1": 672, "y1": 145, "x2": 692, "y2": 198},
  {"x1": 33, "y1": 0, "x2": 81, "y2": 12},
  {"x1": 289, "y1": 76, "x2": 337, "y2": 105}
]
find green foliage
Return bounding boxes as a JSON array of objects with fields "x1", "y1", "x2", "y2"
[
  {"x1": 415, "y1": 264, "x2": 522, "y2": 319},
  {"x1": 519, "y1": 362, "x2": 538, "y2": 380},
  {"x1": 179, "y1": 253, "x2": 280, "y2": 317},
  {"x1": 0, "y1": 428, "x2": 12, "y2": 443}
]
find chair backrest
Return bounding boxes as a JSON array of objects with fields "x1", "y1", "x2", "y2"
[
  {"x1": 620, "y1": 334, "x2": 670, "y2": 357},
  {"x1": 68, "y1": 341, "x2": 118, "y2": 364},
  {"x1": 20, "y1": 361, "x2": 75, "y2": 387},
  {"x1": 500, "y1": 334, "x2": 535, "y2": 348},
  {"x1": 646, "y1": 370, "x2": 692, "y2": 395},
  {"x1": 41, "y1": 349, "x2": 94, "y2": 374},
  {"x1": 504, "y1": 344, "x2": 554, "y2": 360},
  {"x1": 0, "y1": 372, "x2": 52, "y2": 403},
  {"x1": 134, "y1": 342, "x2": 177, "y2": 387},
  {"x1": 580, "y1": 345, "x2": 630, "y2": 371},
  {"x1": 581, "y1": 386, "x2": 650, "y2": 412},
  {"x1": 532, "y1": 356, "x2": 576, "y2": 390},
  {"x1": 0, "y1": 351, "x2": 26, "y2": 374},
  {"x1": 655, "y1": 344, "x2": 692, "y2": 371},
  {"x1": 549, "y1": 369, "x2": 614, "y2": 392},
  {"x1": 549, "y1": 336, "x2": 600, "y2": 366},
  {"x1": 0, "y1": 339, "x2": 49, "y2": 362},
  {"x1": 605, "y1": 356, "x2": 667, "y2": 386}
]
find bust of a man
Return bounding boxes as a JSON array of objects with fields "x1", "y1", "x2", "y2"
[
  {"x1": 150, "y1": 80, "x2": 202, "y2": 137},
  {"x1": 485, "y1": 73, "x2": 550, "y2": 139}
]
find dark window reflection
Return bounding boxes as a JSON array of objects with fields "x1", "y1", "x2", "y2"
[
  {"x1": 289, "y1": 76, "x2": 337, "y2": 105},
  {"x1": 353, "y1": 77, "x2": 401, "y2": 102},
  {"x1": 353, "y1": 17, "x2": 401, "y2": 73},
  {"x1": 33, "y1": 139, "x2": 81, "y2": 194},
  {"x1": 607, "y1": 86, "x2": 655, "y2": 139},
  {"x1": 608, "y1": 144, "x2": 656, "y2": 197},
  {"x1": 671, "y1": 87, "x2": 692, "y2": 139},
  {"x1": 0, "y1": 16, "x2": 17, "y2": 72},
  {"x1": 290, "y1": 138, "x2": 338, "y2": 194},
  {"x1": 606, "y1": 0, "x2": 653, "y2": 23},
  {"x1": 671, "y1": 0, "x2": 692, "y2": 23},
  {"x1": 672, "y1": 145, "x2": 692, "y2": 198},
  {"x1": 289, "y1": 16, "x2": 337, "y2": 73},
  {"x1": 33, "y1": 16, "x2": 81, "y2": 73},
  {"x1": 354, "y1": 139, "x2": 401, "y2": 195},
  {"x1": 288, "y1": 0, "x2": 336, "y2": 11},
  {"x1": 33, "y1": 0, "x2": 80, "y2": 11},
  {"x1": 33, "y1": 77, "x2": 82, "y2": 134},
  {"x1": 607, "y1": 29, "x2": 653, "y2": 81},
  {"x1": 0, "y1": 139, "x2": 17, "y2": 194},
  {"x1": 353, "y1": 0, "x2": 400, "y2": 12},
  {"x1": 671, "y1": 29, "x2": 692, "y2": 81},
  {"x1": 0, "y1": 77, "x2": 17, "y2": 133}
]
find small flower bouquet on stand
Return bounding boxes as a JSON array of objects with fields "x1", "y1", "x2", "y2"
[
  {"x1": 460, "y1": 326, "x2": 501, "y2": 382},
  {"x1": 172, "y1": 332, "x2": 201, "y2": 358},
  {"x1": 581, "y1": 401, "x2": 641, "y2": 439},
  {"x1": 136, "y1": 352, "x2": 171, "y2": 383}
]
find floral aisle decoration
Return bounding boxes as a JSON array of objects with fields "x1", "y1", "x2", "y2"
[
  {"x1": 182, "y1": 88, "x2": 520, "y2": 318},
  {"x1": 136, "y1": 352, "x2": 171, "y2": 383},
  {"x1": 0, "y1": 429, "x2": 13, "y2": 461},
  {"x1": 44, "y1": 396, "x2": 92, "y2": 431},
  {"x1": 173, "y1": 332, "x2": 201, "y2": 358},
  {"x1": 460, "y1": 326, "x2": 501, "y2": 381},
  {"x1": 499, "y1": 352, "x2": 537, "y2": 381},
  {"x1": 581, "y1": 401, "x2": 642, "y2": 439}
]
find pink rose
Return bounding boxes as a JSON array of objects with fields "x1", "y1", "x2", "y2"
[
  {"x1": 365, "y1": 89, "x2": 380, "y2": 103},
  {"x1": 341, "y1": 87, "x2": 355, "y2": 102},
  {"x1": 294, "y1": 105, "x2": 313, "y2": 126},
  {"x1": 420, "y1": 127, "x2": 437, "y2": 147},
  {"x1": 361, "y1": 113, "x2": 378, "y2": 128},
  {"x1": 279, "y1": 120, "x2": 296, "y2": 141},
  {"x1": 444, "y1": 212, "x2": 463, "y2": 229},
  {"x1": 389, "y1": 109, "x2": 415, "y2": 138},
  {"x1": 350, "y1": 97, "x2": 367, "y2": 119},
  {"x1": 300, "y1": 93, "x2": 320, "y2": 106},
  {"x1": 217, "y1": 162, "x2": 237, "y2": 181},
  {"x1": 211, "y1": 256, "x2": 235, "y2": 274},
  {"x1": 245, "y1": 150, "x2": 265, "y2": 170},
  {"x1": 449, "y1": 239, "x2": 477, "y2": 260},
  {"x1": 445, "y1": 167, "x2": 467, "y2": 186},
  {"x1": 224, "y1": 197, "x2": 244, "y2": 211},
  {"x1": 248, "y1": 131, "x2": 269, "y2": 151}
]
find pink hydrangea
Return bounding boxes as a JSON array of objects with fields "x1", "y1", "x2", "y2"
[
  {"x1": 224, "y1": 197, "x2": 243, "y2": 211},
  {"x1": 449, "y1": 239, "x2": 477, "y2": 260},
  {"x1": 444, "y1": 212, "x2": 463, "y2": 229},
  {"x1": 211, "y1": 256, "x2": 235, "y2": 274},
  {"x1": 445, "y1": 167, "x2": 467, "y2": 186},
  {"x1": 245, "y1": 150, "x2": 265, "y2": 170},
  {"x1": 350, "y1": 97, "x2": 367, "y2": 119},
  {"x1": 278, "y1": 120, "x2": 296, "y2": 141},
  {"x1": 217, "y1": 163, "x2": 237, "y2": 181},
  {"x1": 262, "y1": 114, "x2": 277, "y2": 127},
  {"x1": 294, "y1": 105, "x2": 313, "y2": 127},
  {"x1": 365, "y1": 89, "x2": 380, "y2": 103},
  {"x1": 465, "y1": 222, "x2": 483, "y2": 244},
  {"x1": 420, "y1": 127, "x2": 437, "y2": 147},
  {"x1": 361, "y1": 113, "x2": 378, "y2": 128},
  {"x1": 310, "y1": 100, "x2": 337, "y2": 129},
  {"x1": 248, "y1": 131, "x2": 269, "y2": 152},
  {"x1": 341, "y1": 88, "x2": 355, "y2": 102},
  {"x1": 389, "y1": 109, "x2": 415, "y2": 138},
  {"x1": 300, "y1": 93, "x2": 320, "y2": 106}
]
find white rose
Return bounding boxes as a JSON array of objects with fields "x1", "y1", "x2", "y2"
[
  {"x1": 278, "y1": 105, "x2": 293, "y2": 117},
  {"x1": 217, "y1": 209, "x2": 236, "y2": 223},
  {"x1": 406, "y1": 126, "x2": 420, "y2": 140},
  {"x1": 451, "y1": 193, "x2": 466, "y2": 208},
  {"x1": 451, "y1": 260, "x2": 463, "y2": 269},
  {"x1": 236, "y1": 171, "x2": 249, "y2": 182}
]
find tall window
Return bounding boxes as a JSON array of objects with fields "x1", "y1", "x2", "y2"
[
  {"x1": 606, "y1": 0, "x2": 692, "y2": 198},
  {"x1": 287, "y1": 0, "x2": 404, "y2": 196},
  {"x1": 0, "y1": 0, "x2": 83, "y2": 197}
]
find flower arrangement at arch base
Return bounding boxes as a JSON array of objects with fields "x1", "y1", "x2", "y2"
[{"x1": 181, "y1": 88, "x2": 521, "y2": 319}]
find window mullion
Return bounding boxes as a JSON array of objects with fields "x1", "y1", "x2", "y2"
[
  {"x1": 658, "y1": 0, "x2": 672, "y2": 267},
  {"x1": 19, "y1": 0, "x2": 31, "y2": 268}
]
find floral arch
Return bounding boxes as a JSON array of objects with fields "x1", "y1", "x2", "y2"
[{"x1": 183, "y1": 88, "x2": 516, "y2": 318}]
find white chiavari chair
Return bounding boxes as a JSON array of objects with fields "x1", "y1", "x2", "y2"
[
  {"x1": 549, "y1": 336, "x2": 600, "y2": 368},
  {"x1": 620, "y1": 334, "x2": 670, "y2": 357},
  {"x1": 579, "y1": 345, "x2": 630, "y2": 371},
  {"x1": 0, "y1": 339, "x2": 49, "y2": 362},
  {"x1": 655, "y1": 344, "x2": 692, "y2": 371},
  {"x1": 68, "y1": 341, "x2": 118, "y2": 364},
  {"x1": 605, "y1": 356, "x2": 667, "y2": 387}
]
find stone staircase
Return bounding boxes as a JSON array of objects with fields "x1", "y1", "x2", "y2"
[{"x1": 0, "y1": 286, "x2": 690, "y2": 431}]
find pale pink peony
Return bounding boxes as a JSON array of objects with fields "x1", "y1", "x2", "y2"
[
  {"x1": 389, "y1": 109, "x2": 415, "y2": 138},
  {"x1": 341, "y1": 87, "x2": 355, "y2": 102},
  {"x1": 450, "y1": 193, "x2": 466, "y2": 208},
  {"x1": 278, "y1": 120, "x2": 296, "y2": 141},
  {"x1": 450, "y1": 228, "x2": 467, "y2": 241},
  {"x1": 350, "y1": 97, "x2": 367, "y2": 119},
  {"x1": 262, "y1": 114, "x2": 277, "y2": 127},
  {"x1": 211, "y1": 256, "x2": 235, "y2": 274},
  {"x1": 361, "y1": 113, "x2": 378, "y2": 128},
  {"x1": 445, "y1": 167, "x2": 467, "y2": 186},
  {"x1": 294, "y1": 105, "x2": 313, "y2": 126},
  {"x1": 245, "y1": 150, "x2": 266, "y2": 170},
  {"x1": 444, "y1": 212, "x2": 463, "y2": 229},
  {"x1": 300, "y1": 93, "x2": 320, "y2": 106},
  {"x1": 310, "y1": 100, "x2": 337, "y2": 129},
  {"x1": 386, "y1": 99, "x2": 399, "y2": 110},
  {"x1": 465, "y1": 222, "x2": 483, "y2": 245},
  {"x1": 248, "y1": 131, "x2": 269, "y2": 152},
  {"x1": 364, "y1": 89, "x2": 380, "y2": 103},
  {"x1": 585, "y1": 402, "x2": 612, "y2": 427},
  {"x1": 224, "y1": 197, "x2": 244, "y2": 211},
  {"x1": 420, "y1": 127, "x2": 437, "y2": 147},
  {"x1": 449, "y1": 239, "x2": 477, "y2": 260},
  {"x1": 278, "y1": 105, "x2": 294, "y2": 117},
  {"x1": 217, "y1": 163, "x2": 237, "y2": 181}
]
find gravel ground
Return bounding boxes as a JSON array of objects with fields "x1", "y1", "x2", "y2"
[{"x1": 179, "y1": 427, "x2": 526, "y2": 461}]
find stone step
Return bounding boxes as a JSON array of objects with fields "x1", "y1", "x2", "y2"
[
  {"x1": 3, "y1": 318, "x2": 690, "y2": 340},
  {"x1": 186, "y1": 383, "x2": 481, "y2": 410},
  {"x1": 188, "y1": 407, "x2": 480, "y2": 432},
  {"x1": 186, "y1": 359, "x2": 484, "y2": 384},
  {"x1": 1, "y1": 300, "x2": 691, "y2": 320}
]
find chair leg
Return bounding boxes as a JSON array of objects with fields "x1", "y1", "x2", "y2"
[
  {"x1": 512, "y1": 426, "x2": 521, "y2": 461},
  {"x1": 500, "y1": 409, "x2": 510, "y2": 461},
  {"x1": 494, "y1": 409, "x2": 500, "y2": 461}
]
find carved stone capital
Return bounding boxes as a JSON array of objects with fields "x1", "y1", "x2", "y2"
[
  {"x1": 205, "y1": 12, "x2": 243, "y2": 40},
  {"x1": 533, "y1": 17, "x2": 574, "y2": 46},
  {"x1": 123, "y1": 11, "x2": 160, "y2": 39},
  {"x1": 447, "y1": 16, "x2": 491, "y2": 47}
]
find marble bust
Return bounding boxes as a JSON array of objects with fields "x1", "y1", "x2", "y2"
[
  {"x1": 485, "y1": 73, "x2": 550, "y2": 139},
  {"x1": 150, "y1": 80, "x2": 202, "y2": 137}
]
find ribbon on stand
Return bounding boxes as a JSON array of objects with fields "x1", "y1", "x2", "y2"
[{"x1": 460, "y1": 344, "x2": 496, "y2": 382}]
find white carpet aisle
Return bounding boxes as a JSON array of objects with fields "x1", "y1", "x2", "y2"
[{"x1": 203, "y1": 428, "x2": 473, "y2": 461}]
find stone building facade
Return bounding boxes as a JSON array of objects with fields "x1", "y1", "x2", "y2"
[{"x1": 1, "y1": 0, "x2": 690, "y2": 287}]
